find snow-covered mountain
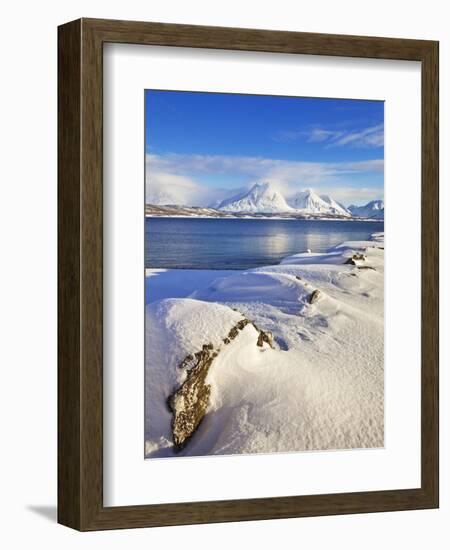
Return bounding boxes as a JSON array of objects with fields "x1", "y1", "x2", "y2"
[
  {"x1": 319, "y1": 194, "x2": 351, "y2": 217},
  {"x1": 147, "y1": 180, "x2": 382, "y2": 219},
  {"x1": 218, "y1": 183, "x2": 293, "y2": 213},
  {"x1": 348, "y1": 200, "x2": 384, "y2": 219},
  {"x1": 286, "y1": 189, "x2": 351, "y2": 217}
]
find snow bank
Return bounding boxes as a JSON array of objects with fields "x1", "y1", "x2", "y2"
[
  {"x1": 145, "y1": 233, "x2": 384, "y2": 458},
  {"x1": 145, "y1": 299, "x2": 246, "y2": 454},
  {"x1": 145, "y1": 269, "x2": 237, "y2": 304}
]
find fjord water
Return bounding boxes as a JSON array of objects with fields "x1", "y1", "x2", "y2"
[{"x1": 145, "y1": 217, "x2": 384, "y2": 270}]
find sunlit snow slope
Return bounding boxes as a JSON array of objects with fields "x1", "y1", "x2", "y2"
[{"x1": 145, "y1": 233, "x2": 384, "y2": 458}]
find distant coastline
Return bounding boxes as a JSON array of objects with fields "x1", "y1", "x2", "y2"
[{"x1": 145, "y1": 203, "x2": 383, "y2": 221}]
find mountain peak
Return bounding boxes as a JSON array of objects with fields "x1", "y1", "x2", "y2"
[
  {"x1": 249, "y1": 181, "x2": 275, "y2": 195},
  {"x1": 218, "y1": 182, "x2": 293, "y2": 213},
  {"x1": 349, "y1": 200, "x2": 384, "y2": 219},
  {"x1": 253, "y1": 182, "x2": 271, "y2": 190},
  {"x1": 285, "y1": 189, "x2": 350, "y2": 216}
]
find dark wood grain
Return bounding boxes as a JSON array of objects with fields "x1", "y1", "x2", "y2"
[
  {"x1": 420, "y1": 41, "x2": 439, "y2": 505},
  {"x1": 58, "y1": 18, "x2": 439, "y2": 531},
  {"x1": 57, "y1": 19, "x2": 82, "y2": 529}
]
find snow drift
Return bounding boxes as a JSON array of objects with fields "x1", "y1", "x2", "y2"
[{"x1": 145, "y1": 233, "x2": 384, "y2": 458}]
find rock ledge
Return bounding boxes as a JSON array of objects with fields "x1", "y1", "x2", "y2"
[{"x1": 169, "y1": 316, "x2": 273, "y2": 449}]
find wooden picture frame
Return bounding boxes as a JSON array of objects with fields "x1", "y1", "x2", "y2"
[{"x1": 58, "y1": 18, "x2": 439, "y2": 531}]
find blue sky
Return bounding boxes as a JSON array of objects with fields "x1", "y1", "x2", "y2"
[{"x1": 145, "y1": 90, "x2": 384, "y2": 207}]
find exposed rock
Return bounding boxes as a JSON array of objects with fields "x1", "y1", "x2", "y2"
[
  {"x1": 344, "y1": 253, "x2": 366, "y2": 266},
  {"x1": 178, "y1": 353, "x2": 196, "y2": 371},
  {"x1": 169, "y1": 315, "x2": 273, "y2": 449},
  {"x1": 257, "y1": 329, "x2": 274, "y2": 348},
  {"x1": 308, "y1": 289, "x2": 321, "y2": 304},
  {"x1": 169, "y1": 346, "x2": 214, "y2": 448},
  {"x1": 357, "y1": 266, "x2": 376, "y2": 271},
  {"x1": 227, "y1": 318, "x2": 250, "y2": 341}
]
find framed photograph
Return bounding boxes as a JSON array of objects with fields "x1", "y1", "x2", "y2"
[{"x1": 58, "y1": 18, "x2": 439, "y2": 530}]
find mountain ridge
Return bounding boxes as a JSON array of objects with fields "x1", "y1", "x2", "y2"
[
  {"x1": 286, "y1": 189, "x2": 351, "y2": 217},
  {"x1": 348, "y1": 199, "x2": 384, "y2": 219},
  {"x1": 146, "y1": 182, "x2": 384, "y2": 219}
]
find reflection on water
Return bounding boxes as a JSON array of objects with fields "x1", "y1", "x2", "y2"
[
  {"x1": 145, "y1": 217, "x2": 384, "y2": 270},
  {"x1": 262, "y1": 232, "x2": 290, "y2": 255}
]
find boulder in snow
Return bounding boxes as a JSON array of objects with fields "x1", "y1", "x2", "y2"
[
  {"x1": 165, "y1": 310, "x2": 275, "y2": 449},
  {"x1": 308, "y1": 289, "x2": 321, "y2": 304}
]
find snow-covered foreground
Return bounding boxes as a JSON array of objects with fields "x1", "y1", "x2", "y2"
[
  {"x1": 145, "y1": 232, "x2": 384, "y2": 458},
  {"x1": 145, "y1": 268, "x2": 237, "y2": 304}
]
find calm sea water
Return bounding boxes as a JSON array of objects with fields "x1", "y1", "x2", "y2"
[{"x1": 145, "y1": 217, "x2": 384, "y2": 270}]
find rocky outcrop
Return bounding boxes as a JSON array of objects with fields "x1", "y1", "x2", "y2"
[
  {"x1": 257, "y1": 330, "x2": 274, "y2": 348},
  {"x1": 168, "y1": 316, "x2": 274, "y2": 449},
  {"x1": 169, "y1": 343, "x2": 217, "y2": 448},
  {"x1": 344, "y1": 253, "x2": 366, "y2": 265},
  {"x1": 308, "y1": 289, "x2": 321, "y2": 304}
]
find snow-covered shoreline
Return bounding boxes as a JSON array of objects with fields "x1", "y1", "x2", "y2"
[
  {"x1": 145, "y1": 232, "x2": 384, "y2": 459},
  {"x1": 145, "y1": 214, "x2": 382, "y2": 221}
]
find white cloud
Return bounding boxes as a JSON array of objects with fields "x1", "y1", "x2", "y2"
[
  {"x1": 274, "y1": 124, "x2": 384, "y2": 148},
  {"x1": 147, "y1": 153, "x2": 383, "y2": 178},
  {"x1": 145, "y1": 171, "x2": 202, "y2": 205},
  {"x1": 307, "y1": 128, "x2": 344, "y2": 143},
  {"x1": 329, "y1": 124, "x2": 384, "y2": 148}
]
